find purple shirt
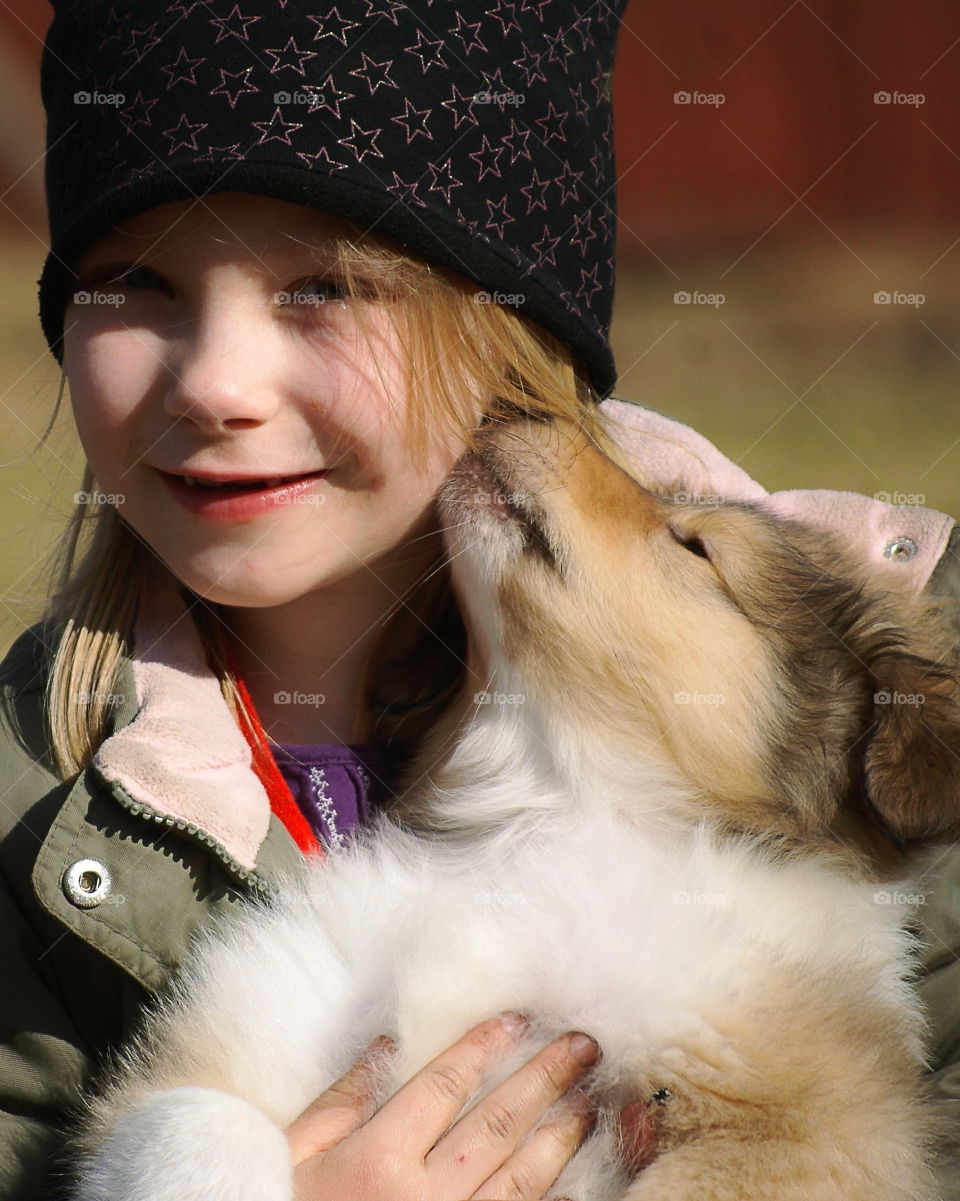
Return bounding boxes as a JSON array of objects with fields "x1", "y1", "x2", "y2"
[{"x1": 271, "y1": 742, "x2": 392, "y2": 851}]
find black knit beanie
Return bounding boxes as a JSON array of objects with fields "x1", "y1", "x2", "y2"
[{"x1": 39, "y1": 1, "x2": 627, "y2": 398}]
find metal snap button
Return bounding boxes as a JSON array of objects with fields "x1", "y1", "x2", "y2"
[
  {"x1": 883, "y1": 536, "x2": 918, "y2": 561},
  {"x1": 62, "y1": 859, "x2": 112, "y2": 909}
]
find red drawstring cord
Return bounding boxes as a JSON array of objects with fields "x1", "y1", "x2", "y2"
[{"x1": 222, "y1": 640, "x2": 323, "y2": 859}]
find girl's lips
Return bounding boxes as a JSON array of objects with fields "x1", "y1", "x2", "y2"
[{"x1": 158, "y1": 470, "x2": 329, "y2": 522}]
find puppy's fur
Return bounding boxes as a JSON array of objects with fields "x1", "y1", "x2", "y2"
[{"x1": 73, "y1": 419, "x2": 960, "y2": 1201}]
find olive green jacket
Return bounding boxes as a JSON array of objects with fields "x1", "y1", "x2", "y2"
[{"x1": 1, "y1": 398, "x2": 959, "y2": 1197}]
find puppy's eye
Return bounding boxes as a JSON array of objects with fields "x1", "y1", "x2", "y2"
[{"x1": 668, "y1": 525, "x2": 711, "y2": 561}]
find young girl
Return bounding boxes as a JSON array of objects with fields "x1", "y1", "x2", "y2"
[{"x1": 4, "y1": 1, "x2": 959, "y2": 1198}]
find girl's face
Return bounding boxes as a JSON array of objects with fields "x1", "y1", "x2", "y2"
[{"x1": 63, "y1": 192, "x2": 470, "y2": 607}]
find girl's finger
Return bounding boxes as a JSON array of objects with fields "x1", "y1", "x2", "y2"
[
  {"x1": 468, "y1": 1093, "x2": 596, "y2": 1201},
  {"x1": 286, "y1": 1035, "x2": 395, "y2": 1166},
  {"x1": 365, "y1": 1015, "x2": 526, "y2": 1155},
  {"x1": 427, "y1": 1031, "x2": 599, "y2": 1186}
]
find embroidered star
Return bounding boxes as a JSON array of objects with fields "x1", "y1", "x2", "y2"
[
  {"x1": 341, "y1": 119, "x2": 384, "y2": 162},
  {"x1": 197, "y1": 141, "x2": 244, "y2": 162},
  {"x1": 569, "y1": 80, "x2": 589, "y2": 114},
  {"x1": 569, "y1": 210, "x2": 598, "y2": 255},
  {"x1": 469, "y1": 134, "x2": 505, "y2": 181},
  {"x1": 488, "y1": 0, "x2": 522, "y2": 37},
  {"x1": 514, "y1": 47, "x2": 547, "y2": 88},
  {"x1": 123, "y1": 89, "x2": 160, "y2": 129},
  {"x1": 170, "y1": 0, "x2": 206, "y2": 16},
  {"x1": 520, "y1": 0, "x2": 553, "y2": 20},
  {"x1": 554, "y1": 159, "x2": 583, "y2": 204},
  {"x1": 209, "y1": 6, "x2": 261, "y2": 44},
  {"x1": 483, "y1": 196, "x2": 515, "y2": 240},
  {"x1": 264, "y1": 37, "x2": 318, "y2": 76},
  {"x1": 571, "y1": 14, "x2": 594, "y2": 50},
  {"x1": 162, "y1": 113, "x2": 209, "y2": 154},
  {"x1": 160, "y1": 47, "x2": 205, "y2": 89},
  {"x1": 592, "y1": 67, "x2": 613, "y2": 104},
  {"x1": 502, "y1": 118, "x2": 532, "y2": 163},
  {"x1": 311, "y1": 72, "x2": 355, "y2": 119},
  {"x1": 362, "y1": 0, "x2": 406, "y2": 23},
  {"x1": 442, "y1": 83, "x2": 480, "y2": 131},
  {"x1": 306, "y1": 8, "x2": 360, "y2": 45},
  {"x1": 577, "y1": 263, "x2": 602, "y2": 304},
  {"x1": 426, "y1": 158, "x2": 463, "y2": 204},
  {"x1": 455, "y1": 207, "x2": 481, "y2": 238},
  {"x1": 251, "y1": 106, "x2": 303, "y2": 146},
  {"x1": 404, "y1": 29, "x2": 446, "y2": 72},
  {"x1": 451, "y1": 13, "x2": 486, "y2": 55},
  {"x1": 350, "y1": 51, "x2": 399, "y2": 95},
  {"x1": 531, "y1": 226, "x2": 563, "y2": 267},
  {"x1": 544, "y1": 27, "x2": 575, "y2": 65},
  {"x1": 386, "y1": 171, "x2": 427, "y2": 207},
  {"x1": 519, "y1": 166, "x2": 551, "y2": 213},
  {"x1": 535, "y1": 100, "x2": 569, "y2": 144},
  {"x1": 209, "y1": 66, "x2": 258, "y2": 109},
  {"x1": 123, "y1": 22, "x2": 162, "y2": 65},
  {"x1": 295, "y1": 146, "x2": 348, "y2": 171},
  {"x1": 391, "y1": 97, "x2": 433, "y2": 143}
]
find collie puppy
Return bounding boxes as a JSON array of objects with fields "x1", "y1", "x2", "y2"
[{"x1": 73, "y1": 418, "x2": 960, "y2": 1201}]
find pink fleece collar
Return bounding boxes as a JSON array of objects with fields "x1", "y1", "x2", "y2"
[
  {"x1": 93, "y1": 580, "x2": 271, "y2": 871},
  {"x1": 90, "y1": 399, "x2": 956, "y2": 870}
]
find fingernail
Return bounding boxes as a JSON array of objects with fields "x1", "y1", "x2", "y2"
[
  {"x1": 498, "y1": 1011, "x2": 530, "y2": 1037},
  {"x1": 365, "y1": 1034, "x2": 396, "y2": 1056},
  {"x1": 568, "y1": 1032, "x2": 600, "y2": 1064}
]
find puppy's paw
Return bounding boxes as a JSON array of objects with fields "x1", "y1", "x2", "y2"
[{"x1": 75, "y1": 1087, "x2": 292, "y2": 1201}]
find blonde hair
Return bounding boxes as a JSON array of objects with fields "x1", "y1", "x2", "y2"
[{"x1": 43, "y1": 217, "x2": 620, "y2": 779}]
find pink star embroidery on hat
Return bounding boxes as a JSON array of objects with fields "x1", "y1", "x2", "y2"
[
  {"x1": 405, "y1": 29, "x2": 446, "y2": 71},
  {"x1": 386, "y1": 171, "x2": 427, "y2": 207},
  {"x1": 264, "y1": 37, "x2": 318, "y2": 76},
  {"x1": 295, "y1": 146, "x2": 348, "y2": 171},
  {"x1": 350, "y1": 51, "x2": 399, "y2": 95},
  {"x1": 520, "y1": 0, "x2": 554, "y2": 21},
  {"x1": 196, "y1": 141, "x2": 244, "y2": 162},
  {"x1": 251, "y1": 107, "x2": 303, "y2": 146},
  {"x1": 531, "y1": 224, "x2": 562, "y2": 267},
  {"x1": 488, "y1": 0, "x2": 522, "y2": 37},
  {"x1": 442, "y1": 83, "x2": 480, "y2": 131},
  {"x1": 514, "y1": 47, "x2": 547, "y2": 87},
  {"x1": 362, "y1": 0, "x2": 407, "y2": 23},
  {"x1": 306, "y1": 8, "x2": 360, "y2": 45},
  {"x1": 124, "y1": 90, "x2": 160, "y2": 128},
  {"x1": 162, "y1": 113, "x2": 209, "y2": 154},
  {"x1": 519, "y1": 166, "x2": 551, "y2": 213},
  {"x1": 544, "y1": 27, "x2": 575, "y2": 65},
  {"x1": 534, "y1": 100, "x2": 569, "y2": 144},
  {"x1": 554, "y1": 159, "x2": 582, "y2": 204},
  {"x1": 484, "y1": 196, "x2": 515, "y2": 240},
  {"x1": 159, "y1": 47, "x2": 205, "y2": 90},
  {"x1": 391, "y1": 98, "x2": 433, "y2": 143},
  {"x1": 451, "y1": 13, "x2": 487, "y2": 55},
  {"x1": 209, "y1": 6, "x2": 262, "y2": 44},
  {"x1": 577, "y1": 263, "x2": 602, "y2": 303},
  {"x1": 502, "y1": 118, "x2": 532, "y2": 163},
  {"x1": 311, "y1": 72, "x2": 355, "y2": 119},
  {"x1": 122, "y1": 22, "x2": 161, "y2": 65},
  {"x1": 210, "y1": 67, "x2": 259, "y2": 109},
  {"x1": 569, "y1": 210, "x2": 598, "y2": 255},
  {"x1": 341, "y1": 119, "x2": 384, "y2": 162},
  {"x1": 426, "y1": 159, "x2": 463, "y2": 204},
  {"x1": 469, "y1": 134, "x2": 505, "y2": 181}
]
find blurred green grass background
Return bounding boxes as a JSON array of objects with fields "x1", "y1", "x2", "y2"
[{"x1": 2, "y1": 226, "x2": 958, "y2": 650}]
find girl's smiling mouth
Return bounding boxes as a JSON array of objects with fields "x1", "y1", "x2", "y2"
[{"x1": 156, "y1": 468, "x2": 331, "y2": 521}]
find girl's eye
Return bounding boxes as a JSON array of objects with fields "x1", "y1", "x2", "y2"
[{"x1": 282, "y1": 276, "x2": 350, "y2": 308}]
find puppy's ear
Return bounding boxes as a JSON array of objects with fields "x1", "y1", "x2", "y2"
[{"x1": 862, "y1": 630, "x2": 960, "y2": 844}]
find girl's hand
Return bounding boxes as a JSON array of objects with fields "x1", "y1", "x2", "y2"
[{"x1": 287, "y1": 1015, "x2": 607, "y2": 1200}]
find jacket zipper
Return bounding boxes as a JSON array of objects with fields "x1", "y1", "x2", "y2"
[{"x1": 93, "y1": 768, "x2": 275, "y2": 898}]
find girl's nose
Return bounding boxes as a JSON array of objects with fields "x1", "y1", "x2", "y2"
[{"x1": 163, "y1": 290, "x2": 283, "y2": 431}]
